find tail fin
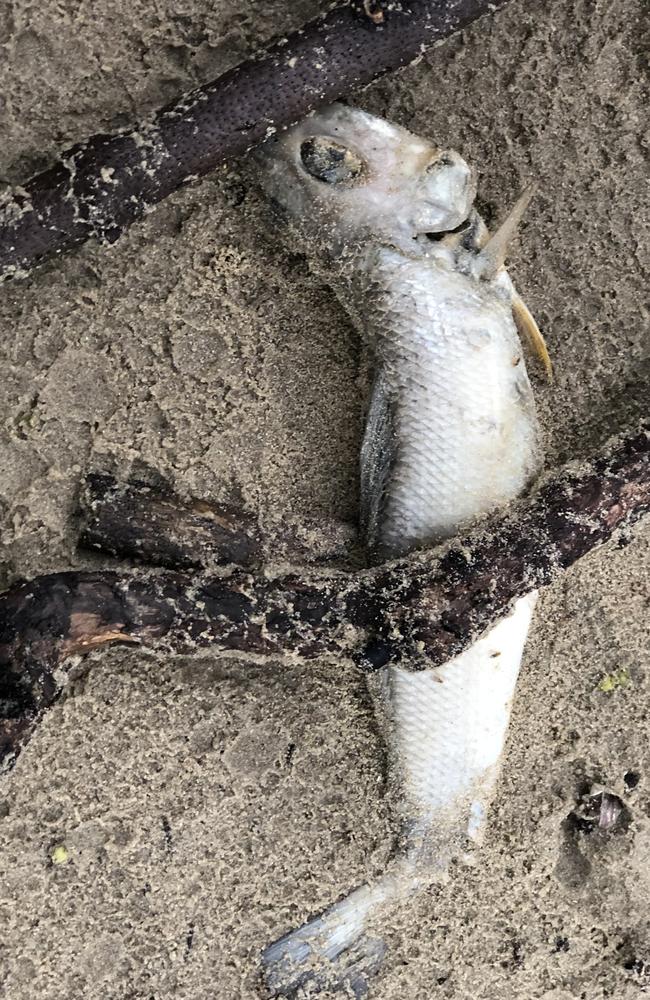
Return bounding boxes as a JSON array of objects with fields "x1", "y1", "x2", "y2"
[{"x1": 261, "y1": 594, "x2": 537, "y2": 996}]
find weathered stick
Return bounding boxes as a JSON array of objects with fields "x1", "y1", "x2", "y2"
[
  {"x1": 0, "y1": 0, "x2": 512, "y2": 282},
  {"x1": 79, "y1": 474, "x2": 357, "y2": 568},
  {"x1": 1, "y1": 420, "x2": 647, "y2": 770},
  {"x1": 81, "y1": 474, "x2": 262, "y2": 569}
]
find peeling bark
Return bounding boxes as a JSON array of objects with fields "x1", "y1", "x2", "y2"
[
  {"x1": 0, "y1": 0, "x2": 512, "y2": 282},
  {"x1": 1, "y1": 420, "x2": 647, "y2": 771}
]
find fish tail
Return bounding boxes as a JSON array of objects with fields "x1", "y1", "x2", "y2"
[
  {"x1": 261, "y1": 862, "x2": 418, "y2": 997},
  {"x1": 261, "y1": 594, "x2": 537, "y2": 995}
]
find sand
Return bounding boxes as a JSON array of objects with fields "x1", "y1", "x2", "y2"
[{"x1": 0, "y1": 0, "x2": 648, "y2": 997}]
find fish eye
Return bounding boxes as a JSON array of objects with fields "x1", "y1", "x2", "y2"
[{"x1": 299, "y1": 137, "x2": 365, "y2": 185}]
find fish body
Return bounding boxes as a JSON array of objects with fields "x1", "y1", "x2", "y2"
[
  {"x1": 255, "y1": 104, "x2": 545, "y2": 997},
  {"x1": 354, "y1": 244, "x2": 541, "y2": 556}
]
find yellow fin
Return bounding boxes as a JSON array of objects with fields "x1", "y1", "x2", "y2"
[{"x1": 512, "y1": 292, "x2": 553, "y2": 381}]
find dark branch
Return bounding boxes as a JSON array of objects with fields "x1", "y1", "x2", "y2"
[
  {"x1": 79, "y1": 473, "x2": 358, "y2": 569},
  {"x1": 80, "y1": 473, "x2": 262, "y2": 569},
  {"x1": 1, "y1": 419, "x2": 648, "y2": 771},
  {"x1": 0, "y1": 0, "x2": 512, "y2": 283}
]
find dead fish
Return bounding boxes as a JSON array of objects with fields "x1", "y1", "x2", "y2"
[{"x1": 255, "y1": 103, "x2": 549, "y2": 997}]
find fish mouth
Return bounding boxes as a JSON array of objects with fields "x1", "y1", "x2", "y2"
[
  {"x1": 425, "y1": 216, "x2": 472, "y2": 242},
  {"x1": 424, "y1": 210, "x2": 480, "y2": 249}
]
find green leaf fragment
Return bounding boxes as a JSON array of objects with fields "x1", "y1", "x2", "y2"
[
  {"x1": 50, "y1": 843, "x2": 70, "y2": 865},
  {"x1": 597, "y1": 667, "x2": 631, "y2": 693}
]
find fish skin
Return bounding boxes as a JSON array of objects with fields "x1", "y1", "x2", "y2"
[
  {"x1": 354, "y1": 244, "x2": 541, "y2": 556},
  {"x1": 256, "y1": 103, "x2": 544, "y2": 996}
]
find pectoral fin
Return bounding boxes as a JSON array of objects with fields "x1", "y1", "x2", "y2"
[
  {"x1": 360, "y1": 370, "x2": 395, "y2": 550},
  {"x1": 512, "y1": 292, "x2": 553, "y2": 381}
]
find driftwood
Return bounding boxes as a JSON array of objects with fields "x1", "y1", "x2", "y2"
[
  {"x1": 1, "y1": 419, "x2": 648, "y2": 771},
  {"x1": 0, "y1": 0, "x2": 512, "y2": 282},
  {"x1": 81, "y1": 473, "x2": 262, "y2": 569},
  {"x1": 79, "y1": 473, "x2": 357, "y2": 569}
]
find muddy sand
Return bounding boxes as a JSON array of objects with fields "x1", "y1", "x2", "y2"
[{"x1": 0, "y1": 1, "x2": 648, "y2": 997}]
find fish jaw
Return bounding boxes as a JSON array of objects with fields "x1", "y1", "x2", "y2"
[{"x1": 254, "y1": 103, "x2": 476, "y2": 257}]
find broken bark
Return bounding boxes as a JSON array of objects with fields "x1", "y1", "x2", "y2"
[
  {"x1": 1, "y1": 420, "x2": 647, "y2": 771},
  {"x1": 0, "y1": 0, "x2": 512, "y2": 282}
]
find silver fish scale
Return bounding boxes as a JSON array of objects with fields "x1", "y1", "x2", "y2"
[
  {"x1": 355, "y1": 246, "x2": 541, "y2": 555},
  {"x1": 385, "y1": 600, "x2": 534, "y2": 836}
]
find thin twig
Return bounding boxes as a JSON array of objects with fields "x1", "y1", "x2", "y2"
[
  {"x1": 0, "y1": 0, "x2": 512, "y2": 282},
  {"x1": 1, "y1": 419, "x2": 647, "y2": 771}
]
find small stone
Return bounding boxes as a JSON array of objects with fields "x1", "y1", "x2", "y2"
[{"x1": 566, "y1": 789, "x2": 631, "y2": 836}]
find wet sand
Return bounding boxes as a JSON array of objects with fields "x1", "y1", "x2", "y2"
[{"x1": 0, "y1": 1, "x2": 648, "y2": 997}]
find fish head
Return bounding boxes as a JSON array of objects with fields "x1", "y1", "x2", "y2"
[{"x1": 254, "y1": 103, "x2": 476, "y2": 257}]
